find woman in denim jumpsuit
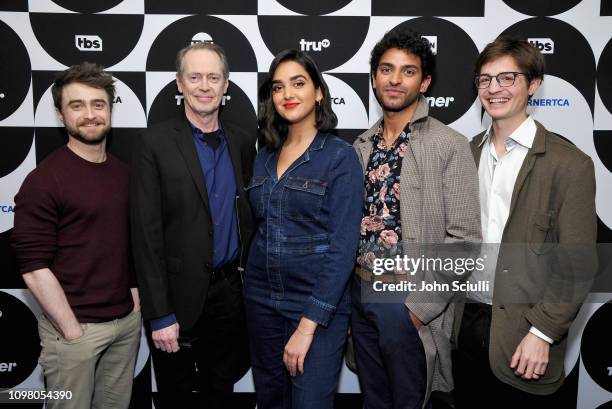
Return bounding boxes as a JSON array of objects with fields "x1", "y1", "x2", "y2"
[{"x1": 244, "y1": 49, "x2": 363, "y2": 409}]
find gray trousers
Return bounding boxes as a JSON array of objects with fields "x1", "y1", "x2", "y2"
[{"x1": 37, "y1": 310, "x2": 141, "y2": 409}]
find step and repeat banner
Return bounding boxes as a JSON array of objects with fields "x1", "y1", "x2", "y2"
[{"x1": 1, "y1": 0, "x2": 612, "y2": 407}]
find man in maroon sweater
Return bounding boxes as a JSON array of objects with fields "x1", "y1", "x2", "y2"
[{"x1": 11, "y1": 62, "x2": 141, "y2": 409}]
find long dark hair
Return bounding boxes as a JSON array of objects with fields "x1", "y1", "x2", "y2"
[{"x1": 258, "y1": 49, "x2": 337, "y2": 150}]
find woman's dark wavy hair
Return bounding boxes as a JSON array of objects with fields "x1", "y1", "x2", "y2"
[
  {"x1": 258, "y1": 49, "x2": 337, "y2": 150},
  {"x1": 370, "y1": 27, "x2": 435, "y2": 80}
]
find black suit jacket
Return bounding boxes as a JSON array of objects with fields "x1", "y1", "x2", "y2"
[{"x1": 130, "y1": 112, "x2": 256, "y2": 330}]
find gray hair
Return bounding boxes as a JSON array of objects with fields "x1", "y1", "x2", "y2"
[{"x1": 175, "y1": 42, "x2": 230, "y2": 79}]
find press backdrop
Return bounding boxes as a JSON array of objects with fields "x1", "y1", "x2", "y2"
[{"x1": 1, "y1": 0, "x2": 612, "y2": 407}]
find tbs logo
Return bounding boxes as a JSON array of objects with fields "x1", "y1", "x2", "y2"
[
  {"x1": 422, "y1": 36, "x2": 437, "y2": 55},
  {"x1": 528, "y1": 38, "x2": 554, "y2": 54},
  {"x1": 192, "y1": 32, "x2": 213, "y2": 45},
  {"x1": 299, "y1": 38, "x2": 330, "y2": 52},
  {"x1": 75, "y1": 35, "x2": 103, "y2": 51}
]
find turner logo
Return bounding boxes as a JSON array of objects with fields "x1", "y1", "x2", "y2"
[
  {"x1": 426, "y1": 96, "x2": 454, "y2": 107},
  {"x1": 0, "y1": 363, "x2": 17, "y2": 372},
  {"x1": 0, "y1": 292, "x2": 41, "y2": 388},
  {"x1": 192, "y1": 32, "x2": 213, "y2": 45},
  {"x1": 527, "y1": 98, "x2": 570, "y2": 107},
  {"x1": 299, "y1": 38, "x2": 330, "y2": 52},
  {"x1": 528, "y1": 38, "x2": 554, "y2": 54},
  {"x1": 422, "y1": 36, "x2": 437, "y2": 55},
  {"x1": 75, "y1": 35, "x2": 103, "y2": 51},
  {"x1": 175, "y1": 95, "x2": 231, "y2": 106}
]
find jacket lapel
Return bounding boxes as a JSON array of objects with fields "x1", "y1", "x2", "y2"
[
  {"x1": 355, "y1": 120, "x2": 379, "y2": 171},
  {"x1": 507, "y1": 121, "x2": 547, "y2": 221},
  {"x1": 222, "y1": 123, "x2": 244, "y2": 191},
  {"x1": 404, "y1": 95, "x2": 431, "y2": 174},
  {"x1": 407, "y1": 135, "x2": 423, "y2": 175},
  {"x1": 470, "y1": 132, "x2": 486, "y2": 168},
  {"x1": 173, "y1": 116, "x2": 210, "y2": 213}
]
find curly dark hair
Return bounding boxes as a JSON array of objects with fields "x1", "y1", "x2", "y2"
[
  {"x1": 258, "y1": 49, "x2": 337, "y2": 150},
  {"x1": 52, "y1": 61, "x2": 115, "y2": 111},
  {"x1": 370, "y1": 26, "x2": 435, "y2": 79}
]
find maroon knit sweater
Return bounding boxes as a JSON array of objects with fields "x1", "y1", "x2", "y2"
[{"x1": 11, "y1": 146, "x2": 134, "y2": 322}]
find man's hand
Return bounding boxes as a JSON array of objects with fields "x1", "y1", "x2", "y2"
[
  {"x1": 409, "y1": 310, "x2": 423, "y2": 331},
  {"x1": 152, "y1": 322, "x2": 180, "y2": 353},
  {"x1": 510, "y1": 332, "x2": 550, "y2": 379},
  {"x1": 62, "y1": 323, "x2": 84, "y2": 341}
]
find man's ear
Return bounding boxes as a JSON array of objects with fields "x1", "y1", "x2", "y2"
[
  {"x1": 419, "y1": 75, "x2": 432, "y2": 93},
  {"x1": 528, "y1": 77, "x2": 542, "y2": 97},
  {"x1": 176, "y1": 74, "x2": 183, "y2": 94},
  {"x1": 56, "y1": 108, "x2": 64, "y2": 123}
]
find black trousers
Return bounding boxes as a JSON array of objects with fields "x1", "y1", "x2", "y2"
[
  {"x1": 150, "y1": 262, "x2": 249, "y2": 409},
  {"x1": 452, "y1": 302, "x2": 571, "y2": 409}
]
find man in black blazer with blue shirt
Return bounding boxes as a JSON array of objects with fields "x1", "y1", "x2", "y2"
[{"x1": 130, "y1": 42, "x2": 256, "y2": 408}]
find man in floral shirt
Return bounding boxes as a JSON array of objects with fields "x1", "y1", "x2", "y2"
[
  {"x1": 351, "y1": 27, "x2": 481, "y2": 409},
  {"x1": 358, "y1": 123, "x2": 408, "y2": 269}
]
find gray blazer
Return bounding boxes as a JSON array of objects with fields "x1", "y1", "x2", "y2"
[{"x1": 353, "y1": 96, "x2": 481, "y2": 401}]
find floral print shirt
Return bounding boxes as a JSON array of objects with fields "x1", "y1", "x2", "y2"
[{"x1": 357, "y1": 122, "x2": 410, "y2": 272}]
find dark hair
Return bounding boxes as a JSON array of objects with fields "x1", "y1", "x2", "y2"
[
  {"x1": 258, "y1": 49, "x2": 337, "y2": 150},
  {"x1": 370, "y1": 27, "x2": 435, "y2": 79},
  {"x1": 52, "y1": 62, "x2": 115, "y2": 111},
  {"x1": 475, "y1": 37, "x2": 545, "y2": 82},
  {"x1": 176, "y1": 41, "x2": 229, "y2": 80}
]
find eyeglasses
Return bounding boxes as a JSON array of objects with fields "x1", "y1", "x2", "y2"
[{"x1": 474, "y1": 72, "x2": 531, "y2": 89}]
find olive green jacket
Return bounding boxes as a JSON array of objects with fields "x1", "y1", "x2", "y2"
[{"x1": 454, "y1": 120, "x2": 597, "y2": 395}]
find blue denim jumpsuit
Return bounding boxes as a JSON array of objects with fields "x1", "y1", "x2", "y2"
[{"x1": 244, "y1": 132, "x2": 363, "y2": 409}]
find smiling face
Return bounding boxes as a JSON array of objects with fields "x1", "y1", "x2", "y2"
[
  {"x1": 271, "y1": 60, "x2": 322, "y2": 128},
  {"x1": 57, "y1": 82, "x2": 111, "y2": 145},
  {"x1": 372, "y1": 48, "x2": 431, "y2": 114},
  {"x1": 176, "y1": 48, "x2": 228, "y2": 121},
  {"x1": 478, "y1": 55, "x2": 541, "y2": 128}
]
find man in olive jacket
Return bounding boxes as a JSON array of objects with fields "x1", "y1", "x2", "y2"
[{"x1": 452, "y1": 37, "x2": 597, "y2": 408}]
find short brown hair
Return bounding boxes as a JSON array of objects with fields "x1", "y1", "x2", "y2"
[
  {"x1": 52, "y1": 62, "x2": 115, "y2": 111},
  {"x1": 175, "y1": 42, "x2": 229, "y2": 80},
  {"x1": 475, "y1": 37, "x2": 545, "y2": 82}
]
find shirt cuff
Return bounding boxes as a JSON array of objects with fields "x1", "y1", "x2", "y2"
[
  {"x1": 529, "y1": 326, "x2": 554, "y2": 344},
  {"x1": 302, "y1": 297, "x2": 336, "y2": 328},
  {"x1": 150, "y1": 314, "x2": 177, "y2": 331}
]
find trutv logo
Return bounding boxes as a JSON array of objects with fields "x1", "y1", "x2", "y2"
[
  {"x1": 299, "y1": 38, "x2": 330, "y2": 52},
  {"x1": 528, "y1": 38, "x2": 554, "y2": 54},
  {"x1": 75, "y1": 35, "x2": 103, "y2": 51}
]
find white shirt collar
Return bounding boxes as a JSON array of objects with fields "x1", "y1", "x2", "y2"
[{"x1": 478, "y1": 116, "x2": 537, "y2": 149}]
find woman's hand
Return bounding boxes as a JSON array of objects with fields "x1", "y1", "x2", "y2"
[{"x1": 283, "y1": 317, "x2": 318, "y2": 376}]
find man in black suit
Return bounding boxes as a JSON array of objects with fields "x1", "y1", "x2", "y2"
[{"x1": 130, "y1": 42, "x2": 256, "y2": 408}]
